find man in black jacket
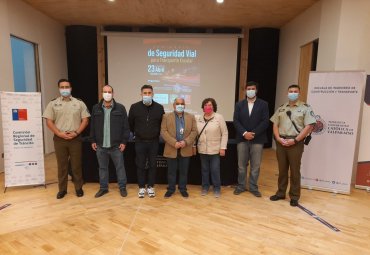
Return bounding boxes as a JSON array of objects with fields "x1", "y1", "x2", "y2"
[
  {"x1": 90, "y1": 85, "x2": 130, "y2": 198},
  {"x1": 128, "y1": 84, "x2": 165, "y2": 198},
  {"x1": 233, "y1": 81, "x2": 270, "y2": 197}
]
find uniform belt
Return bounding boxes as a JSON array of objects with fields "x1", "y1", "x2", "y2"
[{"x1": 280, "y1": 135, "x2": 297, "y2": 139}]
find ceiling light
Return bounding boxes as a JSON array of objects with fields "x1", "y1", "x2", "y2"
[
  {"x1": 216, "y1": 0, "x2": 224, "y2": 3},
  {"x1": 108, "y1": 0, "x2": 115, "y2": 2}
]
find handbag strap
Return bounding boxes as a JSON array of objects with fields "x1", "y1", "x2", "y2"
[{"x1": 196, "y1": 117, "x2": 213, "y2": 145}]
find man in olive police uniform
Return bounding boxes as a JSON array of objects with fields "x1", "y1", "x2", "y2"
[
  {"x1": 43, "y1": 79, "x2": 90, "y2": 199},
  {"x1": 269, "y1": 84, "x2": 316, "y2": 206}
]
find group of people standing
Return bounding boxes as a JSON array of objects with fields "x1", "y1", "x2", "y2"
[{"x1": 43, "y1": 79, "x2": 315, "y2": 207}]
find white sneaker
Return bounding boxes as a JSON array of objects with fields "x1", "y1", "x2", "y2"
[
  {"x1": 201, "y1": 189, "x2": 208, "y2": 196},
  {"x1": 138, "y1": 188, "x2": 145, "y2": 198},
  {"x1": 214, "y1": 190, "x2": 221, "y2": 198},
  {"x1": 147, "y1": 186, "x2": 155, "y2": 198}
]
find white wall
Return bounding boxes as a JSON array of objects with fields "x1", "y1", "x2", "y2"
[
  {"x1": 276, "y1": 0, "x2": 370, "y2": 163},
  {"x1": 0, "y1": 0, "x2": 14, "y2": 172},
  {"x1": 275, "y1": 1, "x2": 322, "y2": 109},
  {"x1": 0, "y1": 0, "x2": 67, "y2": 172},
  {"x1": 333, "y1": 0, "x2": 370, "y2": 162}
]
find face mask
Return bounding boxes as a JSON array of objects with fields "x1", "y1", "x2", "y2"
[
  {"x1": 203, "y1": 105, "x2": 213, "y2": 114},
  {"x1": 59, "y1": 88, "x2": 71, "y2": 97},
  {"x1": 102, "y1": 92, "x2": 112, "y2": 102},
  {"x1": 246, "y1": 90, "x2": 256, "y2": 99},
  {"x1": 288, "y1": 92, "x2": 299, "y2": 101},
  {"x1": 142, "y1": 96, "x2": 153, "y2": 105},
  {"x1": 175, "y1": 105, "x2": 185, "y2": 113}
]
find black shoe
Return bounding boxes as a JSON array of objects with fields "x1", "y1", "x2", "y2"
[
  {"x1": 76, "y1": 188, "x2": 84, "y2": 197},
  {"x1": 290, "y1": 199, "x2": 299, "y2": 207},
  {"x1": 95, "y1": 189, "x2": 108, "y2": 198},
  {"x1": 250, "y1": 190, "x2": 262, "y2": 197},
  {"x1": 120, "y1": 188, "x2": 127, "y2": 197},
  {"x1": 164, "y1": 191, "x2": 174, "y2": 198},
  {"x1": 180, "y1": 190, "x2": 189, "y2": 198},
  {"x1": 270, "y1": 195, "x2": 285, "y2": 201},
  {"x1": 233, "y1": 187, "x2": 245, "y2": 195},
  {"x1": 56, "y1": 191, "x2": 67, "y2": 199}
]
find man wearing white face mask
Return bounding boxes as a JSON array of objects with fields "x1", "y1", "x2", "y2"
[
  {"x1": 160, "y1": 97, "x2": 197, "y2": 198},
  {"x1": 270, "y1": 84, "x2": 316, "y2": 207},
  {"x1": 43, "y1": 79, "x2": 90, "y2": 199},
  {"x1": 90, "y1": 85, "x2": 130, "y2": 198},
  {"x1": 233, "y1": 81, "x2": 269, "y2": 197},
  {"x1": 128, "y1": 85, "x2": 165, "y2": 198}
]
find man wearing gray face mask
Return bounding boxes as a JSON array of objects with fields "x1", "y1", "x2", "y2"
[
  {"x1": 233, "y1": 81, "x2": 269, "y2": 198},
  {"x1": 90, "y1": 85, "x2": 130, "y2": 198},
  {"x1": 160, "y1": 97, "x2": 197, "y2": 198}
]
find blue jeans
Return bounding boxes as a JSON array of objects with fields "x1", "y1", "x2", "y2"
[
  {"x1": 166, "y1": 156, "x2": 190, "y2": 192},
  {"x1": 96, "y1": 146, "x2": 127, "y2": 190},
  {"x1": 199, "y1": 154, "x2": 221, "y2": 191},
  {"x1": 237, "y1": 142, "x2": 264, "y2": 192},
  {"x1": 135, "y1": 141, "x2": 159, "y2": 188}
]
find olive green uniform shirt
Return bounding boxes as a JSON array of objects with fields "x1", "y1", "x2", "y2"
[
  {"x1": 270, "y1": 100, "x2": 316, "y2": 136},
  {"x1": 42, "y1": 96, "x2": 90, "y2": 132}
]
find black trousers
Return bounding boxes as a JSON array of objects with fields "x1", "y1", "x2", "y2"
[{"x1": 135, "y1": 141, "x2": 159, "y2": 188}]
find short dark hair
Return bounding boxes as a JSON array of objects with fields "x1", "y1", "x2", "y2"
[
  {"x1": 141, "y1": 84, "x2": 153, "y2": 91},
  {"x1": 58, "y1": 78, "x2": 70, "y2": 87},
  {"x1": 103, "y1": 84, "x2": 114, "y2": 93},
  {"x1": 201, "y1": 98, "x2": 217, "y2": 112},
  {"x1": 288, "y1": 84, "x2": 300, "y2": 91},
  {"x1": 246, "y1": 81, "x2": 259, "y2": 90}
]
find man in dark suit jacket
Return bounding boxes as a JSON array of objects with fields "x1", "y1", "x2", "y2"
[
  {"x1": 233, "y1": 81, "x2": 270, "y2": 197},
  {"x1": 160, "y1": 97, "x2": 198, "y2": 198}
]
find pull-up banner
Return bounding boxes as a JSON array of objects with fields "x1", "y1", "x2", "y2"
[
  {"x1": 0, "y1": 92, "x2": 45, "y2": 188},
  {"x1": 301, "y1": 71, "x2": 366, "y2": 194}
]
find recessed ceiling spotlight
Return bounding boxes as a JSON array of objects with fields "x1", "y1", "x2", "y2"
[
  {"x1": 216, "y1": 0, "x2": 224, "y2": 3},
  {"x1": 108, "y1": 0, "x2": 115, "y2": 2}
]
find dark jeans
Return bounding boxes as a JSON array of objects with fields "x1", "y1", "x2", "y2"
[
  {"x1": 199, "y1": 154, "x2": 221, "y2": 191},
  {"x1": 96, "y1": 146, "x2": 127, "y2": 190},
  {"x1": 166, "y1": 156, "x2": 190, "y2": 192},
  {"x1": 135, "y1": 141, "x2": 159, "y2": 188}
]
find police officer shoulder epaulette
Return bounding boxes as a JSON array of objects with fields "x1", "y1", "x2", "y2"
[
  {"x1": 76, "y1": 98, "x2": 83, "y2": 101},
  {"x1": 51, "y1": 97, "x2": 58, "y2": 101},
  {"x1": 279, "y1": 104, "x2": 284, "y2": 107},
  {"x1": 304, "y1": 103, "x2": 310, "y2": 107}
]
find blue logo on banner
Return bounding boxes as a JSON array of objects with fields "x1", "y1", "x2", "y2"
[{"x1": 12, "y1": 109, "x2": 19, "y2": 120}]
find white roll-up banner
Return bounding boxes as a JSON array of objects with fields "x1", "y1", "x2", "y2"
[
  {"x1": 301, "y1": 71, "x2": 366, "y2": 194},
  {"x1": 0, "y1": 92, "x2": 45, "y2": 187}
]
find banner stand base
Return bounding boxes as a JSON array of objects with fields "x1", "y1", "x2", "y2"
[
  {"x1": 302, "y1": 185, "x2": 350, "y2": 195},
  {"x1": 354, "y1": 185, "x2": 370, "y2": 192},
  {"x1": 33, "y1": 183, "x2": 47, "y2": 189},
  {"x1": 4, "y1": 182, "x2": 47, "y2": 193}
]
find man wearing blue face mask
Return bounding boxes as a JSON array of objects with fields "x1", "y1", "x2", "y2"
[
  {"x1": 160, "y1": 97, "x2": 198, "y2": 198},
  {"x1": 233, "y1": 81, "x2": 269, "y2": 197},
  {"x1": 270, "y1": 84, "x2": 316, "y2": 207},
  {"x1": 43, "y1": 79, "x2": 90, "y2": 199},
  {"x1": 128, "y1": 85, "x2": 165, "y2": 198}
]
